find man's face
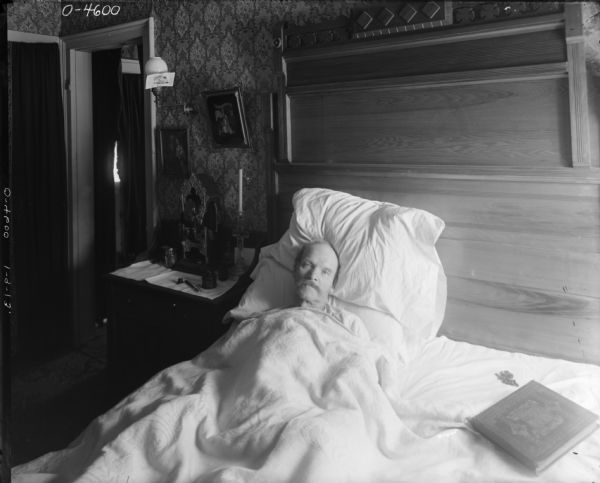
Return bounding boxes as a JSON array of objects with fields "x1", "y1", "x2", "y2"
[{"x1": 294, "y1": 242, "x2": 339, "y2": 308}]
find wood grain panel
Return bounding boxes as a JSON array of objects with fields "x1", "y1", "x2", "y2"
[
  {"x1": 566, "y1": 2, "x2": 591, "y2": 167},
  {"x1": 443, "y1": 224, "x2": 600, "y2": 255},
  {"x1": 285, "y1": 29, "x2": 566, "y2": 87},
  {"x1": 442, "y1": 298, "x2": 600, "y2": 365},
  {"x1": 289, "y1": 78, "x2": 570, "y2": 166},
  {"x1": 275, "y1": 168, "x2": 600, "y2": 240},
  {"x1": 275, "y1": 162, "x2": 600, "y2": 182},
  {"x1": 286, "y1": 63, "x2": 568, "y2": 96},
  {"x1": 275, "y1": 165, "x2": 600, "y2": 192},
  {"x1": 438, "y1": 239, "x2": 600, "y2": 298},
  {"x1": 448, "y1": 276, "x2": 600, "y2": 319}
]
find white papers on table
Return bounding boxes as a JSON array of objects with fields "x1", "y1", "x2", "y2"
[
  {"x1": 111, "y1": 261, "x2": 170, "y2": 281},
  {"x1": 145, "y1": 271, "x2": 237, "y2": 300}
]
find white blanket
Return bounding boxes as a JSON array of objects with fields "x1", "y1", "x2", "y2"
[{"x1": 13, "y1": 309, "x2": 600, "y2": 483}]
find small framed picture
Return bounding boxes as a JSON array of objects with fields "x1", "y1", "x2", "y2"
[
  {"x1": 203, "y1": 87, "x2": 251, "y2": 149},
  {"x1": 158, "y1": 128, "x2": 189, "y2": 177}
]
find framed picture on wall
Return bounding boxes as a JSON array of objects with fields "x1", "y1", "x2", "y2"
[
  {"x1": 203, "y1": 87, "x2": 251, "y2": 149},
  {"x1": 158, "y1": 127, "x2": 190, "y2": 177}
]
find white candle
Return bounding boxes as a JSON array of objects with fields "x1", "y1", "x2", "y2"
[{"x1": 238, "y1": 168, "x2": 243, "y2": 214}]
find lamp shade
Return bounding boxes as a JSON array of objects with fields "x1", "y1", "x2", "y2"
[{"x1": 144, "y1": 56, "x2": 168, "y2": 75}]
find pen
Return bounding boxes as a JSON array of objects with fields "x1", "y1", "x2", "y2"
[{"x1": 184, "y1": 279, "x2": 199, "y2": 292}]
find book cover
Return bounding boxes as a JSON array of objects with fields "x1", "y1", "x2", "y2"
[{"x1": 470, "y1": 380, "x2": 599, "y2": 473}]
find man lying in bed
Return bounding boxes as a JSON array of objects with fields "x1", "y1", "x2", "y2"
[
  {"x1": 12, "y1": 239, "x2": 400, "y2": 483},
  {"x1": 290, "y1": 239, "x2": 368, "y2": 338}
]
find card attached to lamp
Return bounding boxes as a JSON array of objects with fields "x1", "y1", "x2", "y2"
[{"x1": 145, "y1": 72, "x2": 175, "y2": 90}]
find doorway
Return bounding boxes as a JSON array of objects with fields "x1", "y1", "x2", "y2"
[
  {"x1": 61, "y1": 18, "x2": 157, "y2": 345},
  {"x1": 92, "y1": 46, "x2": 147, "y2": 326}
]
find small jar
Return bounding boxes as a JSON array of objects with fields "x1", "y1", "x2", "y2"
[
  {"x1": 202, "y1": 270, "x2": 217, "y2": 289},
  {"x1": 164, "y1": 247, "x2": 176, "y2": 268}
]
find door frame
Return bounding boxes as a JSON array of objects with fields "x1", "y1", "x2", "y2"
[
  {"x1": 61, "y1": 18, "x2": 157, "y2": 344},
  {"x1": 7, "y1": 31, "x2": 59, "y2": 42}
]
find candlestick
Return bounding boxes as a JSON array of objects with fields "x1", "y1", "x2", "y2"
[
  {"x1": 231, "y1": 211, "x2": 249, "y2": 278},
  {"x1": 238, "y1": 167, "x2": 243, "y2": 214}
]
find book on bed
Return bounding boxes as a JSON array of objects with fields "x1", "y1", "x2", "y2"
[{"x1": 470, "y1": 380, "x2": 599, "y2": 474}]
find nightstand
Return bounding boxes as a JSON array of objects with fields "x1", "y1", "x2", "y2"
[{"x1": 105, "y1": 253, "x2": 256, "y2": 397}]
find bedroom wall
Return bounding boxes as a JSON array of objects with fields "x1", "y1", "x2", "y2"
[
  {"x1": 7, "y1": 0, "x2": 61, "y2": 35},
  {"x1": 59, "y1": 0, "x2": 380, "y2": 233}
]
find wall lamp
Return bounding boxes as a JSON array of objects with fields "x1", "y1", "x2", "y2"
[
  {"x1": 144, "y1": 56, "x2": 175, "y2": 102},
  {"x1": 143, "y1": 56, "x2": 196, "y2": 114}
]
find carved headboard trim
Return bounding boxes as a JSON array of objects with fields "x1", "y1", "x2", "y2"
[{"x1": 282, "y1": 12, "x2": 565, "y2": 61}]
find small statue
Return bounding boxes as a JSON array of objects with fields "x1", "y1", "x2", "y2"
[
  {"x1": 180, "y1": 187, "x2": 206, "y2": 261},
  {"x1": 181, "y1": 187, "x2": 202, "y2": 238}
]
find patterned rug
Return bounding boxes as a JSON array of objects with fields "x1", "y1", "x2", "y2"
[{"x1": 11, "y1": 331, "x2": 116, "y2": 466}]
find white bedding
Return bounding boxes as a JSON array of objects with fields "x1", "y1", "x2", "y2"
[{"x1": 13, "y1": 309, "x2": 600, "y2": 483}]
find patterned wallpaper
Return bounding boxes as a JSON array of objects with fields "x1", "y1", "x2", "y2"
[
  {"x1": 151, "y1": 0, "x2": 366, "y2": 232},
  {"x1": 57, "y1": 0, "x2": 374, "y2": 233},
  {"x1": 7, "y1": 0, "x2": 61, "y2": 35}
]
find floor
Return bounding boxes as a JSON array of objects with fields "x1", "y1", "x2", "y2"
[{"x1": 11, "y1": 327, "x2": 121, "y2": 467}]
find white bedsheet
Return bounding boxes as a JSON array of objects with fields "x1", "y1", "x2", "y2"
[{"x1": 13, "y1": 309, "x2": 600, "y2": 483}]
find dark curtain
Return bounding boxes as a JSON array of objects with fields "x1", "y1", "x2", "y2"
[
  {"x1": 12, "y1": 43, "x2": 69, "y2": 355},
  {"x1": 92, "y1": 49, "x2": 121, "y2": 323},
  {"x1": 118, "y1": 46, "x2": 146, "y2": 260}
]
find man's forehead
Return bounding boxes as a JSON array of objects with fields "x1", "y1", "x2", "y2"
[{"x1": 302, "y1": 243, "x2": 338, "y2": 266}]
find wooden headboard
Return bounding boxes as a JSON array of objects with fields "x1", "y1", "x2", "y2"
[{"x1": 269, "y1": 5, "x2": 600, "y2": 365}]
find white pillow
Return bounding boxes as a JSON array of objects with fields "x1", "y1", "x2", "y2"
[
  {"x1": 229, "y1": 188, "x2": 447, "y2": 359},
  {"x1": 227, "y1": 251, "x2": 296, "y2": 320},
  {"x1": 266, "y1": 188, "x2": 446, "y2": 333}
]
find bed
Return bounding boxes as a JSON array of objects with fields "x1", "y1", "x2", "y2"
[
  {"x1": 14, "y1": 5, "x2": 600, "y2": 482},
  {"x1": 12, "y1": 187, "x2": 600, "y2": 483},
  {"x1": 11, "y1": 332, "x2": 600, "y2": 483}
]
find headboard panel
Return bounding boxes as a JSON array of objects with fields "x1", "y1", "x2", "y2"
[
  {"x1": 271, "y1": 5, "x2": 600, "y2": 364},
  {"x1": 288, "y1": 77, "x2": 571, "y2": 167},
  {"x1": 274, "y1": 166, "x2": 600, "y2": 364}
]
